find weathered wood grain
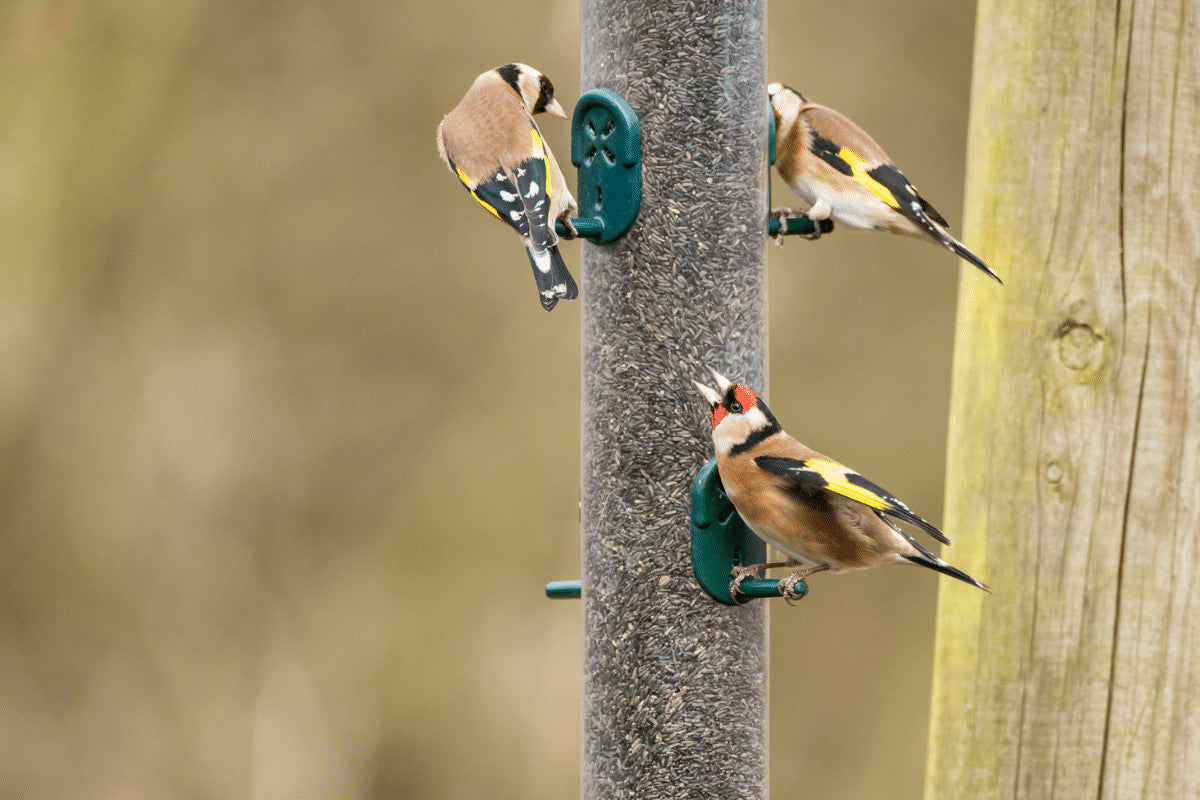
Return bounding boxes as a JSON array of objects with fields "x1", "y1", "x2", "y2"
[{"x1": 927, "y1": 1, "x2": 1200, "y2": 798}]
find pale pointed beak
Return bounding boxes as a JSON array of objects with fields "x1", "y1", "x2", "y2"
[
  {"x1": 693, "y1": 380, "x2": 722, "y2": 407},
  {"x1": 545, "y1": 98, "x2": 567, "y2": 119},
  {"x1": 708, "y1": 368, "x2": 733, "y2": 392}
]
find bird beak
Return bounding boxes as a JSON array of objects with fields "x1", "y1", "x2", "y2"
[
  {"x1": 545, "y1": 98, "x2": 567, "y2": 119},
  {"x1": 693, "y1": 380, "x2": 722, "y2": 407},
  {"x1": 708, "y1": 368, "x2": 733, "y2": 393}
]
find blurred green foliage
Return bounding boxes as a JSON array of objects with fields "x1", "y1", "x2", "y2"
[{"x1": 0, "y1": 0, "x2": 977, "y2": 797}]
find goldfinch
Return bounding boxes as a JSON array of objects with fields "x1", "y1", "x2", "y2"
[
  {"x1": 694, "y1": 370, "x2": 988, "y2": 597},
  {"x1": 769, "y1": 83, "x2": 1001, "y2": 283},
  {"x1": 437, "y1": 64, "x2": 579, "y2": 310}
]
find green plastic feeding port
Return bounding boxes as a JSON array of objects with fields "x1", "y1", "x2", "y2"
[
  {"x1": 766, "y1": 108, "x2": 833, "y2": 240},
  {"x1": 690, "y1": 457, "x2": 808, "y2": 604},
  {"x1": 553, "y1": 88, "x2": 642, "y2": 243}
]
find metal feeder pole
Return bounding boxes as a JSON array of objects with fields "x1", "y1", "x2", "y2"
[{"x1": 580, "y1": 2, "x2": 769, "y2": 798}]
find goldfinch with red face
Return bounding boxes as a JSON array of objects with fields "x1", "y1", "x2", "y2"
[
  {"x1": 694, "y1": 370, "x2": 988, "y2": 597},
  {"x1": 438, "y1": 64, "x2": 579, "y2": 310},
  {"x1": 769, "y1": 82, "x2": 1001, "y2": 283}
]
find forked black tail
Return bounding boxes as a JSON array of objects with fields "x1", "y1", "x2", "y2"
[
  {"x1": 904, "y1": 554, "x2": 990, "y2": 592},
  {"x1": 525, "y1": 243, "x2": 579, "y2": 311}
]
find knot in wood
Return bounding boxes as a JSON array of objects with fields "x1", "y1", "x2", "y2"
[
  {"x1": 1042, "y1": 458, "x2": 1071, "y2": 501},
  {"x1": 1053, "y1": 319, "x2": 1108, "y2": 385}
]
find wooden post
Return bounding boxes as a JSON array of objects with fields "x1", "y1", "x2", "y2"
[
  {"x1": 927, "y1": 1, "x2": 1200, "y2": 798},
  {"x1": 579, "y1": 1, "x2": 769, "y2": 798}
]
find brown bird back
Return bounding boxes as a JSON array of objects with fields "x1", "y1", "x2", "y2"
[
  {"x1": 798, "y1": 103, "x2": 891, "y2": 167},
  {"x1": 437, "y1": 72, "x2": 536, "y2": 180}
]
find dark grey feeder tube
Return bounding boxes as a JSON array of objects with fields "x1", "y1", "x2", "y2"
[{"x1": 580, "y1": 1, "x2": 769, "y2": 798}]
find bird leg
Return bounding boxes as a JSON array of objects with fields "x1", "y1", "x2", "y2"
[
  {"x1": 558, "y1": 214, "x2": 579, "y2": 240},
  {"x1": 798, "y1": 199, "x2": 832, "y2": 240},
  {"x1": 731, "y1": 560, "x2": 805, "y2": 599},
  {"x1": 779, "y1": 565, "x2": 830, "y2": 604}
]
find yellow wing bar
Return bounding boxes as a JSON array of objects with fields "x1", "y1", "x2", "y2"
[
  {"x1": 800, "y1": 458, "x2": 896, "y2": 512},
  {"x1": 836, "y1": 148, "x2": 900, "y2": 210}
]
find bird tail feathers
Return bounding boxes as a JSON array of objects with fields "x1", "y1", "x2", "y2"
[
  {"x1": 941, "y1": 232, "x2": 1003, "y2": 284},
  {"x1": 525, "y1": 243, "x2": 578, "y2": 312},
  {"x1": 916, "y1": 215, "x2": 1002, "y2": 284},
  {"x1": 904, "y1": 554, "x2": 990, "y2": 592}
]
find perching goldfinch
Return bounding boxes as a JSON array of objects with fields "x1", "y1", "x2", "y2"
[
  {"x1": 437, "y1": 64, "x2": 579, "y2": 311},
  {"x1": 768, "y1": 83, "x2": 1001, "y2": 283},
  {"x1": 694, "y1": 370, "x2": 988, "y2": 597}
]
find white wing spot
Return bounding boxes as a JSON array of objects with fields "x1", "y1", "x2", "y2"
[
  {"x1": 531, "y1": 246, "x2": 552, "y2": 274},
  {"x1": 516, "y1": 166, "x2": 527, "y2": 177},
  {"x1": 525, "y1": 182, "x2": 540, "y2": 198},
  {"x1": 495, "y1": 172, "x2": 505, "y2": 181},
  {"x1": 509, "y1": 210, "x2": 523, "y2": 221},
  {"x1": 500, "y1": 189, "x2": 517, "y2": 202}
]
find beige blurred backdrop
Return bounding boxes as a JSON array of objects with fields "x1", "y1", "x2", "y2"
[{"x1": 0, "y1": 0, "x2": 978, "y2": 797}]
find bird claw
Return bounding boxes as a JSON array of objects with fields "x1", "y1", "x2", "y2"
[
  {"x1": 729, "y1": 564, "x2": 764, "y2": 601},
  {"x1": 778, "y1": 573, "x2": 809, "y2": 605},
  {"x1": 771, "y1": 208, "x2": 827, "y2": 242},
  {"x1": 770, "y1": 208, "x2": 797, "y2": 244},
  {"x1": 779, "y1": 565, "x2": 829, "y2": 604},
  {"x1": 798, "y1": 214, "x2": 825, "y2": 240}
]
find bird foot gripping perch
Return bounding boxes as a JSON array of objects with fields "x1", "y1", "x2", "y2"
[{"x1": 769, "y1": 208, "x2": 832, "y2": 240}]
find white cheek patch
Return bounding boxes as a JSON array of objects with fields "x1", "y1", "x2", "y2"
[{"x1": 745, "y1": 407, "x2": 770, "y2": 427}]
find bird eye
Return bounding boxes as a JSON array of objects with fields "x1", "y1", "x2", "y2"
[{"x1": 729, "y1": 401, "x2": 743, "y2": 414}]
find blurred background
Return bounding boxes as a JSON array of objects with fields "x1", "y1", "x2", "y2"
[{"x1": 0, "y1": 0, "x2": 978, "y2": 797}]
